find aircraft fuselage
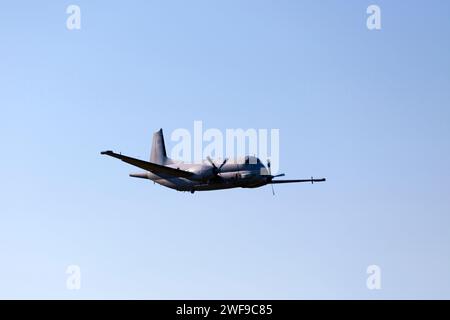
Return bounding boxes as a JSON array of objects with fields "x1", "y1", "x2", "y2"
[{"x1": 140, "y1": 159, "x2": 268, "y2": 192}]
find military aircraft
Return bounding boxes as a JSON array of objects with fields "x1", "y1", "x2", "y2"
[{"x1": 101, "y1": 129, "x2": 326, "y2": 194}]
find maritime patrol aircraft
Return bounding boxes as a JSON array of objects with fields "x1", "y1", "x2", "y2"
[{"x1": 101, "y1": 129, "x2": 326, "y2": 194}]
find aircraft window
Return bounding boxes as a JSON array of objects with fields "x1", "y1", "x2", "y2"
[{"x1": 244, "y1": 156, "x2": 260, "y2": 165}]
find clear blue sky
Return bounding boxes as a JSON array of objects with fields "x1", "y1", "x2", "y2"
[{"x1": 1, "y1": 0, "x2": 449, "y2": 299}]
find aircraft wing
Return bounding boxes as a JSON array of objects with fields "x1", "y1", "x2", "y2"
[
  {"x1": 270, "y1": 178, "x2": 326, "y2": 184},
  {"x1": 101, "y1": 150, "x2": 194, "y2": 178}
]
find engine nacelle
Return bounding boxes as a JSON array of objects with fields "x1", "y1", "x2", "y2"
[
  {"x1": 218, "y1": 171, "x2": 259, "y2": 182},
  {"x1": 188, "y1": 165, "x2": 216, "y2": 181}
]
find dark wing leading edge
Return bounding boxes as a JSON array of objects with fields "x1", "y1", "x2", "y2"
[
  {"x1": 270, "y1": 178, "x2": 326, "y2": 184},
  {"x1": 101, "y1": 150, "x2": 193, "y2": 178}
]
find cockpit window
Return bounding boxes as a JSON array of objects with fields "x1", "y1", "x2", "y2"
[{"x1": 244, "y1": 156, "x2": 260, "y2": 165}]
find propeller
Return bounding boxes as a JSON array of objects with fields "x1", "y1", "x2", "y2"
[
  {"x1": 266, "y1": 159, "x2": 284, "y2": 196},
  {"x1": 267, "y1": 160, "x2": 275, "y2": 195},
  {"x1": 206, "y1": 156, "x2": 228, "y2": 176}
]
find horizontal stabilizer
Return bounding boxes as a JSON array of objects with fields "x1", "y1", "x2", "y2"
[{"x1": 129, "y1": 172, "x2": 148, "y2": 179}]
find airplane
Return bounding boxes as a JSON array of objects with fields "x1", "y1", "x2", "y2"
[{"x1": 101, "y1": 129, "x2": 326, "y2": 194}]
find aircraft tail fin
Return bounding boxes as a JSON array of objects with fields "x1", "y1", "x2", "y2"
[{"x1": 150, "y1": 129, "x2": 171, "y2": 165}]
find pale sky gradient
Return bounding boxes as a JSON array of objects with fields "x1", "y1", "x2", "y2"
[{"x1": 1, "y1": 0, "x2": 449, "y2": 299}]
